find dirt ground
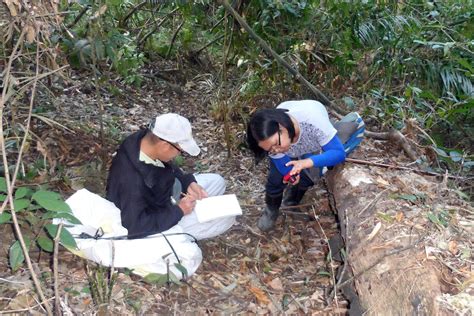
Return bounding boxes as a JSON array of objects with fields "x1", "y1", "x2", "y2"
[{"x1": 0, "y1": 69, "x2": 472, "y2": 314}]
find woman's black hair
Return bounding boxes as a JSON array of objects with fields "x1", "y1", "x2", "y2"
[{"x1": 246, "y1": 108, "x2": 295, "y2": 162}]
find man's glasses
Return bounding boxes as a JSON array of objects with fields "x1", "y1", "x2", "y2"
[{"x1": 165, "y1": 140, "x2": 183, "y2": 153}]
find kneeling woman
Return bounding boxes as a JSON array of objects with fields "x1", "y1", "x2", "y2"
[{"x1": 247, "y1": 100, "x2": 364, "y2": 232}]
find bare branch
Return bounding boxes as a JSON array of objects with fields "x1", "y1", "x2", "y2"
[
  {"x1": 138, "y1": 7, "x2": 178, "y2": 48},
  {"x1": 67, "y1": 5, "x2": 90, "y2": 29},
  {"x1": 346, "y1": 157, "x2": 468, "y2": 180},
  {"x1": 53, "y1": 223, "x2": 63, "y2": 315},
  {"x1": 166, "y1": 19, "x2": 185, "y2": 59},
  {"x1": 219, "y1": 0, "x2": 334, "y2": 111},
  {"x1": 119, "y1": 1, "x2": 147, "y2": 28}
]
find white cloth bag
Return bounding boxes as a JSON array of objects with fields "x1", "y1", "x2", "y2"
[{"x1": 57, "y1": 173, "x2": 235, "y2": 277}]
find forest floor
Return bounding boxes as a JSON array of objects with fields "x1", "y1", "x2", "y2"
[{"x1": 0, "y1": 64, "x2": 472, "y2": 314}]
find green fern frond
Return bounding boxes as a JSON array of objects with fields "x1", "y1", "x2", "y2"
[
  {"x1": 357, "y1": 13, "x2": 420, "y2": 46},
  {"x1": 440, "y1": 67, "x2": 474, "y2": 96}
]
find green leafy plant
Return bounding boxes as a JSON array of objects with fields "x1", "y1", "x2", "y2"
[
  {"x1": 427, "y1": 210, "x2": 451, "y2": 229},
  {"x1": 0, "y1": 177, "x2": 79, "y2": 271},
  {"x1": 143, "y1": 262, "x2": 188, "y2": 286}
]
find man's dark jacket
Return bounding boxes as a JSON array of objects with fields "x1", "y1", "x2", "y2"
[{"x1": 106, "y1": 129, "x2": 196, "y2": 238}]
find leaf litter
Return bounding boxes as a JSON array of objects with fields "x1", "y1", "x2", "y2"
[{"x1": 0, "y1": 67, "x2": 472, "y2": 314}]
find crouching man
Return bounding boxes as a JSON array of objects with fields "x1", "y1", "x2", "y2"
[{"x1": 106, "y1": 113, "x2": 235, "y2": 276}]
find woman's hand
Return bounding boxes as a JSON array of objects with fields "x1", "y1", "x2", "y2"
[
  {"x1": 187, "y1": 182, "x2": 208, "y2": 200},
  {"x1": 286, "y1": 158, "x2": 314, "y2": 175},
  {"x1": 283, "y1": 174, "x2": 300, "y2": 185}
]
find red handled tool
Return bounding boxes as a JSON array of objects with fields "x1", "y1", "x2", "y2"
[{"x1": 283, "y1": 173, "x2": 297, "y2": 184}]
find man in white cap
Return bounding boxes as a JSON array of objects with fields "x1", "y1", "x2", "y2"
[{"x1": 106, "y1": 113, "x2": 235, "y2": 240}]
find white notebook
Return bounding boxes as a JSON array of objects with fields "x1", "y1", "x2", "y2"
[{"x1": 194, "y1": 194, "x2": 242, "y2": 223}]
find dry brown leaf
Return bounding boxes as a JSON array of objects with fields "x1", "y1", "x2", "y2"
[
  {"x1": 25, "y1": 25, "x2": 35, "y2": 43},
  {"x1": 310, "y1": 290, "x2": 323, "y2": 301},
  {"x1": 7, "y1": 291, "x2": 35, "y2": 310},
  {"x1": 4, "y1": 0, "x2": 19, "y2": 16},
  {"x1": 395, "y1": 212, "x2": 404, "y2": 222},
  {"x1": 36, "y1": 140, "x2": 52, "y2": 165},
  {"x1": 98, "y1": 4, "x2": 107, "y2": 15},
  {"x1": 248, "y1": 286, "x2": 270, "y2": 305},
  {"x1": 268, "y1": 277, "x2": 283, "y2": 291},
  {"x1": 331, "y1": 307, "x2": 349, "y2": 314},
  {"x1": 92, "y1": 4, "x2": 107, "y2": 19},
  {"x1": 375, "y1": 176, "x2": 390, "y2": 187},
  {"x1": 239, "y1": 259, "x2": 249, "y2": 274},
  {"x1": 448, "y1": 240, "x2": 458, "y2": 255}
]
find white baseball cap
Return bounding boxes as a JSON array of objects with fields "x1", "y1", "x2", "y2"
[{"x1": 150, "y1": 113, "x2": 200, "y2": 156}]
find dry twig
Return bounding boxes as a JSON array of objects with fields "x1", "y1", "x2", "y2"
[
  {"x1": 53, "y1": 223, "x2": 63, "y2": 315},
  {"x1": 166, "y1": 18, "x2": 184, "y2": 59},
  {"x1": 313, "y1": 207, "x2": 338, "y2": 307},
  {"x1": 219, "y1": 0, "x2": 335, "y2": 112},
  {"x1": 0, "y1": 297, "x2": 55, "y2": 315},
  {"x1": 346, "y1": 158, "x2": 468, "y2": 180}
]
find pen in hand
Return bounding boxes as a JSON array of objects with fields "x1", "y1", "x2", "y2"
[{"x1": 178, "y1": 193, "x2": 196, "y2": 215}]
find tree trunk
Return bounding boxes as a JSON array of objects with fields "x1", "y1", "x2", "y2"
[{"x1": 326, "y1": 164, "x2": 442, "y2": 315}]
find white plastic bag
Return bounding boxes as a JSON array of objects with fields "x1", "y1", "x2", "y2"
[{"x1": 56, "y1": 189, "x2": 202, "y2": 277}]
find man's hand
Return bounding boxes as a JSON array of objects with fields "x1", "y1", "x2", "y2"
[
  {"x1": 285, "y1": 158, "x2": 313, "y2": 175},
  {"x1": 187, "y1": 182, "x2": 208, "y2": 200},
  {"x1": 178, "y1": 195, "x2": 196, "y2": 215}
]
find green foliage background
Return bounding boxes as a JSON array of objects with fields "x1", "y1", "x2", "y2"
[{"x1": 60, "y1": 0, "x2": 473, "y2": 157}]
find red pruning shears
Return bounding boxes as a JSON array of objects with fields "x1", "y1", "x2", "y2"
[{"x1": 283, "y1": 173, "x2": 298, "y2": 184}]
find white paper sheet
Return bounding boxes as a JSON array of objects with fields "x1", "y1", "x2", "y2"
[{"x1": 194, "y1": 194, "x2": 242, "y2": 223}]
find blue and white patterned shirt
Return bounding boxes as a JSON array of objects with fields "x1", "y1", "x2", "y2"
[{"x1": 271, "y1": 100, "x2": 337, "y2": 159}]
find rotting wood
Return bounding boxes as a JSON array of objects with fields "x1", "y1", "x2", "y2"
[{"x1": 325, "y1": 164, "x2": 443, "y2": 315}]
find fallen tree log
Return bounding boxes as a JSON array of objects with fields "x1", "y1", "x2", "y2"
[{"x1": 326, "y1": 164, "x2": 443, "y2": 315}]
